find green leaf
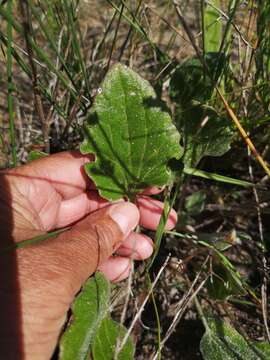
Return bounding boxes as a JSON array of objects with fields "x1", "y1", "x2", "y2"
[
  {"x1": 206, "y1": 262, "x2": 246, "y2": 301},
  {"x1": 169, "y1": 54, "x2": 232, "y2": 167},
  {"x1": 200, "y1": 317, "x2": 269, "y2": 360},
  {"x1": 169, "y1": 53, "x2": 225, "y2": 108},
  {"x1": 28, "y1": 150, "x2": 49, "y2": 162},
  {"x1": 203, "y1": 1, "x2": 222, "y2": 53},
  {"x1": 80, "y1": 63, "x2": 182, "y2": 201},
  {"x1": 185, "y1": 191, "x2": 206, "y2": 216},
  {"x1": 92, "y1": 316, "x2": 135, "y2": 360},
  {"x1": 60, "y1": 272, "x2": 110, "y2": 360},
  {"x1": 254, "y1": 342, "x2": 270, "y2": 357},
  {"x1": 179, "y1": 104, "x2": 233, "y2": 167}
]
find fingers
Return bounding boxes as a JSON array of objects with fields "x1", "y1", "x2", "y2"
[
  {"x1": 56, "y1": 190, "x2": 109, "y2": 228},
  {"x1": 136, "y1": 196, "x2": 177, "y2": 230},
  {"x1": 98, "y1": 232, "x2": 153, "y2": 282},
  {"x1": 116, "y1": 232, "x2": 153, "y2": 260},
  {"x1": 10, "y1": 151, "x2": 93, "y2": 200},
  {"x1": 98, "y1": 257, "x2": 131, "y2": 282},
  {"x1": 2, "y1": 202, "x2": 139, "y2": 359},
  {"x1": 141, "y1": 186, "x2": 164, "y2": 195},
  {"x1": 57, "y1": 191, "x2": 177, "y2": 231},
  {"x1": 18, "y1": 202, "x2": 139, "y2": 297}
]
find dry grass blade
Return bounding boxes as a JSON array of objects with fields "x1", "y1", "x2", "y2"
[
  {"x1": 151, "y1": 256, "x2": 210, "y2": 360},
  {"x1": 117, "y1": 255, "x2": 171, "y2": 355}
]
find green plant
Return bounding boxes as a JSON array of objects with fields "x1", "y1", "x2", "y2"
[
  {"x1": 200, "y1": 317, "x2": 270, "y2": 359},
  {"x1": 60, "y1": 63, "x2": 183, "y2": 359},
  {"x1": 1, "y1": 0, "x2": 270, "y2": 358},
  {"x1": 80, "y1": 64, "x2": 182, "y2": 201}
]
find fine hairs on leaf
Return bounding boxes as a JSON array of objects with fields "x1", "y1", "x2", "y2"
[
  {"x1": 59, "y1": 272, "x2": 134, "y2": 360},
  {"x1": 59, "y1": 273, "x2": 111, "y2": 360},
  {"x1": 200, "y1": 316, "x2": 270, "y2": 360},
  {"x1": 80, "y1": 63, "x2": 183, "y2": 201}
]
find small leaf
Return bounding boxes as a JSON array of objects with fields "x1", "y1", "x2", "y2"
[
  {"x1": 92, "y1": 316, "x2": 135, "y2": 360},
  {"x1": 185, "y1": 191, "x2": 206, "y2": 216},
  {"x1": 206, "y1": 262, "x2": 246, "y2": 301},
  {"x1": 200, "y1": 317, "x2": 269, "y2": 360},
  {"x1": 178, "y1": 104, "x2": 233, "y2": 167},
  {"x1": 60, "y1": 272, "x2": 110, "y2": 360},
  {"x1": 80, "y1": 63, "x2": 183, "y2": 201},
  {"x1": 197, "y1": 230, "x2": 237, "y2": 252},
  {"x1": 28, "y1": 150, "x2": 48, "y2": 162}
]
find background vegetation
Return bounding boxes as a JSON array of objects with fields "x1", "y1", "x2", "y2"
[{"x1": 0, "y1": 0, "x2": 270, "y2": 359}]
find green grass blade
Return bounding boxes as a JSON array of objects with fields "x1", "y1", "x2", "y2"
[
  {"x1": 0, "y1": 31, "x2": 31, "y2": 76},
  {"x1": 106, "y1": 3, "x2": 124, "y2": 71},
  {"x1": 62, "y1": 0, "x2": 91, "y2": 96},
  {"x1": 203, "y1": 0, "x2": 222, "y2": 53},
  {"x1": 147, "y1": 174, "x2": 185, "y2": 271},
  {"x1": 217, "y1": 0, "x2": 239, "y2": 60},
  {"x1": 28, "y1": 0, "x2": 80, "y2": 94},
  {"x1": 107, "y1": 0, "x2": 167, "y2": 61},
  {"x1": 1, "y1": 227, "x2": 70, "y2": 255},
  {"x1": 0, "y1": 4, "x2": 78, "y2": 101},
  {"x1": 184, "y1": 167, "x2": 254, "y2": 187}
]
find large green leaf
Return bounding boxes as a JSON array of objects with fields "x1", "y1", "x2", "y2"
[
  {"x1": 200, "y1": 317, "x2": 270, "y2": 360},
  {"x1": 179, "y1": 104, "x2": 233, "y2": 167},
  {"x1": 185, "y1": 191, "x2": 206, "y2": 216},
  {"x1": 92, "y1": 316, "x2": 135, "y2": 360},
  {"x1": 60, "y1": 272, "x2": 110, "y2": 360},
  {"x1": 80, "y1": 63, "x2": 182, "y2": 201},
  {"x1": 169, "y1": 53, "x2": 232, "y2": 167}
]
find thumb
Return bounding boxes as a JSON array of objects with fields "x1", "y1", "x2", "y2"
[
  {"x1": 18, "y1": 202, "x2": 140, "y2": 298},
  {"x1": 3, "y1": 202, "x2": 139, "y2": 359},
  {"x1": 60, "y1": 201, "x2": 140, "y2": 289}
]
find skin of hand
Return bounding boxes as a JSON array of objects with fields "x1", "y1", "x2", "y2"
[{"x1": 0, "y1": 151, "x2": 177, "y2": 360}]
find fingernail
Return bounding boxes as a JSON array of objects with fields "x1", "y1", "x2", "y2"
[{"x1": 109, "y1": 203, "x2": 140, "y2": 235}]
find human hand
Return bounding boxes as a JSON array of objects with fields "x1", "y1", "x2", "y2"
[{"x1": 0, "y1": 151, "x2": 177, "y2": 359}]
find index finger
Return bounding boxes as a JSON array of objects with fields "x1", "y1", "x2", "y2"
[{"x1": 15, "y1": 151, "x2": 93, "y2": 199}]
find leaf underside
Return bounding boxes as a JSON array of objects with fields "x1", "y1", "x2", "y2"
[
  {"x1": 200, "y1": 317, "x2": 270, "y2": 360},
  {"x1": 81, "y1": 63, "x2": 182, "y2": 201},
  {"x1": 59, "y1": 272, "x2": 110, "y2": 360},
  {"x1": 92, "y1": 316, "x2": 135, "y2": 360}
]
